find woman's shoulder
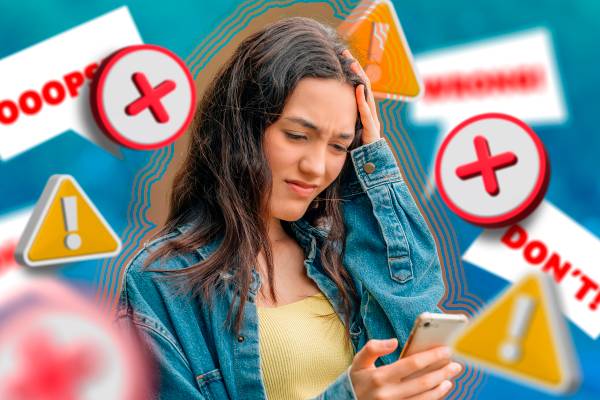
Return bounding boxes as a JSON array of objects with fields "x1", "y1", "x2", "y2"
[
  {"x1": 117, "y1": 224, "x2": 217, "y2": 316},
  {"x1": 125, "y1": 228, "x2": 192, "y2": 276},
  {"x1": 124, "y1": 222, "x2": 219, "y2": 277}
]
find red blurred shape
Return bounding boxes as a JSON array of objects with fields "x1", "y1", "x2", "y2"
[
  {"x1": 0, "y1": 240, "x2": 17, "y2": 271},
  {"x1": 5, "y1": 331, "x2": 102, "y2": 400}
]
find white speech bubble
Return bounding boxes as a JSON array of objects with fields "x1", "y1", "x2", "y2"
[
  {"x1": 464, "y1": 200, "x2": 600, "y2": 339},
  {"x1": 411, "y1": 28, "x2": 567, "y2": 130},
  {"x1": 0, "y1": 7, "x2": 143, "y2": 160}
]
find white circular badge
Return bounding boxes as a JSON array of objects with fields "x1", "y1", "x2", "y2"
[
  {"x1": 91, "y1": 44, "x2": 196, "y2": 150},
  {"x1": 435, "y1": 113, "x2": 549, "y2": 227}
]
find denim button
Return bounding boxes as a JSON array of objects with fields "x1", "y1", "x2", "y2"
[
  {"x1": 237, "y1": 335, "x2": 245, "y2": 342},
  {"x1": 396, "y1": 269, "x2": 411, "y2": 282},
  {"x1": 364, "y1": 162, "x2": 376, "y2": 174}
]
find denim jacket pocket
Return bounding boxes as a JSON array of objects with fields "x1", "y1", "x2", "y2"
[
  {"x1": 196, "y1": 368, "x2": 229, "y2": 400},
  {"x1": 367, "y1": 183, "x2": 414, "y2": 284}
]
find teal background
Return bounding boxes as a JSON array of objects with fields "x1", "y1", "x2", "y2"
[{"x1": 0, "y1": 0, "x2": 598, "y2": 398}]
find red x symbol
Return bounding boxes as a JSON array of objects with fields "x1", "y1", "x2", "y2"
[
  {"x1": 4, "y1": 332, "x2": 102, "y2": 400},
  {"x1": 455, "y1": 135, "x2": 518, "y2": 196},
  {"x1": 125, "y1": 72, "x2": 176, "y2": 123}
]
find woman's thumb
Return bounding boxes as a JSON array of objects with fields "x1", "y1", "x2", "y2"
[{"x1": 352, "y1": 338, "x2": 398, "y2": 370}]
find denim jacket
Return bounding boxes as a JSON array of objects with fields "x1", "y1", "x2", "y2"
[{"x1": 116, "y1": 138, "x2": 445, "y2": 399}]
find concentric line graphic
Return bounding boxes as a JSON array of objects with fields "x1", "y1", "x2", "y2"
[{"x1": 96, "y1": 1, "x2": 485, "y2": 397}]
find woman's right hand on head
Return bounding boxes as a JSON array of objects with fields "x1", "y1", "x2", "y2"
[{"x1": 348, "y1": 339, "x2": 462, "y2": 400}]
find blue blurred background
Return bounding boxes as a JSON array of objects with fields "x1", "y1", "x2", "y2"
[{"x1": 0, "y1": 0, "x2": 598, "y2": 398}]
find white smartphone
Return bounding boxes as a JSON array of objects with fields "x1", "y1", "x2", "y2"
[
  {"x1": 400, "y1": 312, "x2": 468, "y2": 357},
  {"x1": 399, "y1": 312, "x2": 468, "y2": 376}
]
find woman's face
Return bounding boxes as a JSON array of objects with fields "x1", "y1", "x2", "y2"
[{"x1": 263, "y1": 77, "x2": 357, "y2": 221}]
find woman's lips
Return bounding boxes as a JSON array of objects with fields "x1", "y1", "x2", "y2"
[{"x1": 285, "y1": 180, "x2": 317, "y2": 197}]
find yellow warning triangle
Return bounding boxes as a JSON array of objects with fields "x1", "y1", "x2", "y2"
[
  {"x1": 452, "y1": 273, "x2": 579, "y2": 394},
  {"x1": 338, "y1": 0, "x2": 422, "y2": 101},
  {"x1": 15, "y1": 175, "x2": 121, "y2": 267}
]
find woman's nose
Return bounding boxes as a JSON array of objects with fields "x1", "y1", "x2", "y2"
[{"x1": 298, "y1": 144, "x2": 327, "y2": 178}]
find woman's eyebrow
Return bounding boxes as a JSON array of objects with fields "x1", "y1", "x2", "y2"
[
  {"x1": 283, "y1": 116, "x2": 354, "y2": 140},
  {"x1": 283, "y1": 116, "x2": 319, "y2": 131}
]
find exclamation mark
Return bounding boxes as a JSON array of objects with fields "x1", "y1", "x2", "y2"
[
  {"x1": 499, "y1": 295, "x2": 535, "y2": 363},
  {"x1": 365, "y1": 21, "x2": 390, "y2": 84},
  {"x1": 590, "y1": 290, "x2": 600, "y2": 311},
  {"x1": 61, "y1": 196, "x2": 82, "y2": 250}
]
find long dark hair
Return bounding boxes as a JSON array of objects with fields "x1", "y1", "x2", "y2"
[{"x1": 146, "y1": 17, "x2": 365, "y2": 343}]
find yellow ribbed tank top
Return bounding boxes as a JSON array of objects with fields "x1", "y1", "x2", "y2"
[{"x1": 256, "y1": 292, "x2": 355, "y2": 400}]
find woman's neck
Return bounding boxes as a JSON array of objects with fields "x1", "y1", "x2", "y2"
[{"x1": 267, "y1": 217, "x2": 290, "y2": 243}]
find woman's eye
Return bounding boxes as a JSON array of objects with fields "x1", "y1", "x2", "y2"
[
  {"x1": 331, "y1": 144, "x2": 348, "y2": 153},
  {"x1": 284, "y1": 131, "x2": 307, "y2": 141}
]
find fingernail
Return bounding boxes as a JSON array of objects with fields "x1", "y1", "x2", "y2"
[
  {"x1": 440, "y1": 346, "x2": 452, "y2": 358},
  {"x1": 449, "y1": 362, "x2": 462, "y2": 374},
  {"x1": 383, "y1": 338, "x2": 397, "y2": 348},
  {"x1": 441, "y1": 380, "x2": 452, "y2": 392}
]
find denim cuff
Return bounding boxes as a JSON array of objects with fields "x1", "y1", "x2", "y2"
[
  {"x1": 350, "y1": 138, "x2": 402, "y2": 192},
  {"x1": 346, "y1": 366, "x2": 358, "y2": 400}
]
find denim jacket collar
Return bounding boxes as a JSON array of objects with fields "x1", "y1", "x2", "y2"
[{"x1": 174, "y1": 216, "x2": 330, "y2": 296}]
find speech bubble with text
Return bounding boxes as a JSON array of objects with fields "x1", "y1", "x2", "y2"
[
  {"x1": 0, "y1": 7, "x2": 142, "y2": 161},
  {"x1": 411, "y1": 28, "x2": 567, "y2": 133},
  {"x1": 464, "y1": 200, "x2": 600, "y2": 339}
]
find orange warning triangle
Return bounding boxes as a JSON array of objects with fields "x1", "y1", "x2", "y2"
[
  {"x1": 338, "y1": 0, "x2": 422, "y2": 101},
  {"x1": 15, "y1": 175, "x2": 121, "y2": 267},
  {"x1": 452, "y1": 273, "x2": 579, "y2": 394}
]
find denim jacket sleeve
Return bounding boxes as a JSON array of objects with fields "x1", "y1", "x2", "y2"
[
  {"x1": 340, "y1": 138, "x2": 445, "y2": 366},
  {"x1": 116, "y1": 249, "x2": 207, "y2": 400}
]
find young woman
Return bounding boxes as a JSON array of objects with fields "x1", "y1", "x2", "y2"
[{"x1": 117, "y1": 17, "x2": 462, "y2": 400}]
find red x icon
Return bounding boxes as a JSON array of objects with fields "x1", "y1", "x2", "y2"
[
  {"x1": 455, "y1": 136, "x2": 518, "y2": 196},
  {"x1": 91, "y1": 44, "x2": 196, "y2": 150},
  {"x1": 125, "y1": 72, "x2": 176, "y2": 123},
  {"x1": 435, "y1": 113, "x2": 549, "y2": 227},
  {"x1": 0, "y1": 277, "x2": 154, "y2": 400},
  {"x1": 5, "y1": 332, "x2": 102, "y2": 400}
]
